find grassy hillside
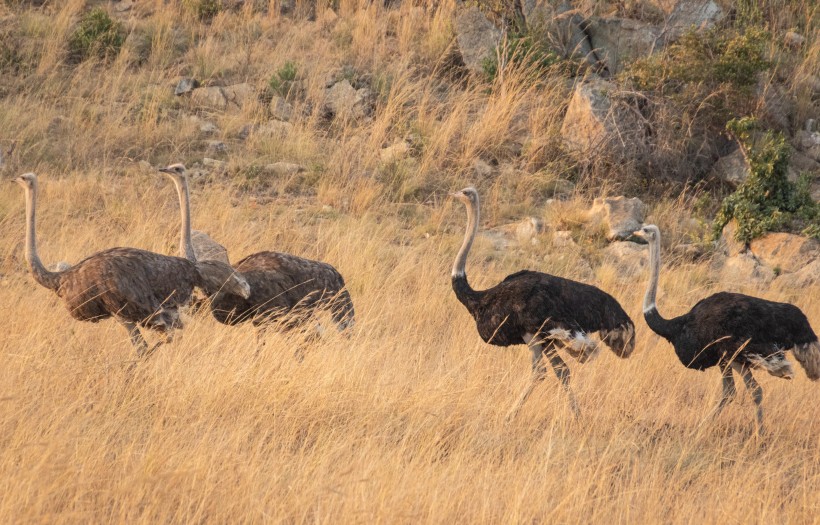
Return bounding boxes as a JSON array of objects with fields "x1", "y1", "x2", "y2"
[{"x1": 0, "y1": 1, "x2": 819, "y2": 522}]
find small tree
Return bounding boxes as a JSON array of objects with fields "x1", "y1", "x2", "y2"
[{"x1": 713, "y1": 117, "x2": 819, "y2": 243}]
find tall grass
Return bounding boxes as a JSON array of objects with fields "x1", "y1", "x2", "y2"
[{"x1": 1, "y1": 1, "x2": 819, "y2": 522}]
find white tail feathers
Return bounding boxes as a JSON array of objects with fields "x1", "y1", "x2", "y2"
[{"x1": 793, "y1": 341, "x2": 820, "y2": 381}]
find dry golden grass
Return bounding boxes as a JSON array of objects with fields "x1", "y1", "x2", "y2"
[{"x1": 1, "y1": 1, "x2": 820, "y2": 522}]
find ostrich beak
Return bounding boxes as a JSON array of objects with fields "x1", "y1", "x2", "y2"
[
  {"x1": 632, "y1": 229, "x2": 646, "y2": 240},
  {"x1": 158, "y1": 166, "x2": 172, "y2": 174}
]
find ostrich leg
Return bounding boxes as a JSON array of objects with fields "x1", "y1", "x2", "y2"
[
  {"x1": 506, "y1": 336, "x2": 547, "y2": 422},
  {"x1": 546, "y1": 347, "x2": 581, "y2": 418},
  {"x1": 119, "y1": 320, "x2": 150, "y2": 355},
  {"x1": 712, "y1": 364, "x2": 737, "y2": 418},
  {"x1": 733, "y1": 362, "x2": 764, "y2": 436}
]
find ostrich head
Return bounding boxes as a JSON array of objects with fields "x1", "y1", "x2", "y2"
[
  {"x1": 13, "y1": 172, "x2": 37, "y2": 190},
  {"x1": 451, "y1": 186, "x2": 479, "y2": 206},
  {"x1": 158, "y1": 163, "x2": 187, "y2": 182},
  {"x1": 633, "y1": 224, "x2": 660, "y2": 242}
]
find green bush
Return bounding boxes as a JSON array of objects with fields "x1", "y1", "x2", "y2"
[
  {"x1": 269, "y1": 61, "x2": 298, "y2": 97},
  {"x1": 713, "y1": 117, "x2": 819, "y2": 243},
  {"x1": 68, "y1": 8, "x2": 125, "y2": 62}
]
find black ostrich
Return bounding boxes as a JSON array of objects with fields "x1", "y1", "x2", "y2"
[
  {"x1": 158, "y1": 164, "x2": 354, "y2": 335},
  {"x1": 450, "y1": 187, "x2": 635, "y2": 419},
  {"x1": 635, "y1": 224, "x2": 820, "y2": 433},
  {"x1": 14, "y1": 173, "x2": 250, "y2": 356}
]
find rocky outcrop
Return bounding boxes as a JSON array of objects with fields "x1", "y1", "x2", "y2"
[
  {"x1": 714, "y1": 252, "x2": 776, "y2": 287},
  {"x1": 269, "y1": 96, "x2": 293, "y2": 121},
  {"x1": 453, "y1": 7, "x2": 501, "y2": 74},
  {"x1": 588, "y1": 196, "x2": 645, "y2": 241},
  {"x1": 663, "y1": 0, "x2": 724, "y2": 42},
  {"x1": 710, "y1": 149, "x2": 749, "y2": 187},
  {"x1": 586, "y1": 17, "x2": 659, "y2": 74},
  {"x1": 263, "y1": 162, "x2": 306, "y2": 177},
  {"x1": 323, "y1": 80, "x2": 372, "y2": 119},
  {"x1": 190, "y1": 83, "x2": 255, "y2": 112},
  {"x1": 749, "y1": 233, "x2": 819, "y2": 274},
  {"x1": 560, "y1": 77, "x2": 647, "y2": 161}
]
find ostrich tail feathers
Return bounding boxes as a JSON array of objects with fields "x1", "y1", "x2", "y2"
[{"x1": 793, "y1": 341, "x2": 820, "y2": 381}]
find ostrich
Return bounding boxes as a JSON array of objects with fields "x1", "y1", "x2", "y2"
[
  {"x1": 158, "y1": 164, "x2": 354, "y2": 334},
  {"x1": 450, "y1": 187, "x2": 635, "y2": 419},
  {"x1": 14, "y1": 173, "x2": 250, "y2": 355},
  {"x1": 634, "y1": 224, "x2": 819, "y2": 434}
]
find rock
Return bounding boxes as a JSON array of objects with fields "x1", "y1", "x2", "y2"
[
  {"x1": 379, "y1": 141, "x2": 411, "y2": 164},
  {"x1": 453, "y1": 7, "x2": 501, "y2": 74},
  {"x1": 552, "y1": 230, "x2": 577, "y2": 248},
  {"x1": 718, "y1": 220, "x2": 746, "y2": 256},
  {"x1": 515, "y1": 217, "x2": 544, "y2": 244},
  {"x1": 263, "y1": 162, "x2": 306, "y2": 177},
  {"x1": 560, "y1": 77, "x2": 647, "y2": 161},
  {"x1": 784, "y1": 31, "x2": 805, "y2": 48},
  {"x1": 174, "y1": 78, "x2": 200, "y2": 96},
  {"x1": 255, "y1": 120, "x2": 294, "y2": 138},
  {"x1": 586, "y1": 17, "x2": 660, "y2": 74},
  {"x1": 789, "y1": 150, "x2": 820, "y2": 178},
  {"x1": 710, "y1": 148, "x2": 749, "y2": 186},
  {"x1": 191, "y1": 87, "x2": 227, "y2": 110},
  {"x1": 223, "y1": 83, "x2": 255, "y2": 109},
  {"x1": 473, "y1": 158, "x2": 494, "y2": 178},
  {"x1": 588, "y1": 196, "x2": 645, "y2": 241},
  {"x1": 664, "y1": 0, "x2": 724, "y2": 42},
  {"x1": 323, "y1": 80, "x2": 371, "y2": 119},
  {"x1": 601, "y1": 241, "x2": 648, "y2": 279},
  {"x1": 199, "y1": 121, "x2": 220, "y2": 136},
  {"x1": 269, "y1": 96, "x2": 293, "y2": 121},
  {"x1": 521, "y1": 2, "x2": 595, "y2": 65},
  {"x1": 551, "y1": 9, "x2": 596, "y2": 64},
  {"x1": 795, "y1": 130, "x2": 820, "y2": 162},
  {"x1": 191, "y1": 230, "x2": 230, "y2": 265},
  {"x1": 749, "y1": 233, "x2": 819, "y2": 274},
  {"x1": 206, "y1": 140, "x2": 227, "y2": 154},
  {"x1": 114, "y1": 0, "x2": 134, "y2": 13},
  {"x1": 716, "y1": 252, "x2": 775, "y2": 287},
  {"x1": 777, "y1": 260, "x2": 820, "y2": 288}
]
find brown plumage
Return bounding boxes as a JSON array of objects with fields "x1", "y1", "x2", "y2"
[
  {"x1": 450, "y1": 187, "x2": 635, "y2": 420},
  {"x1": 14, "y1": 173, "x2": 250, "y2": 355},
  {"x1": 159, "y1": 164, "x2": 354, "y2": 333}
]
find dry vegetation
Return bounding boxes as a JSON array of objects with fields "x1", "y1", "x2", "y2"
[{"x1": 0, "y1": 0, "x2": 819, "y2": 522}]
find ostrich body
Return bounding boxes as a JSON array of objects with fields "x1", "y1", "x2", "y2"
[
  {"x1": 14, "y1": 173, "x2": 249, "y2": 355},
  {"x1": 635, "y1": 224, "x2": 819, "y2": 433},
  {"x1": 159, "y1": 164, "x2": 354, "y2": 332},
  {"x1": 451, "y1": 187, "x2": 635, "y2": 419}
]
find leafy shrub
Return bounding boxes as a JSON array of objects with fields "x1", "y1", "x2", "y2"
[
  {"x1": 713, "y1": 117, "x2": 819, "y2": 243},
  {"x1": 68, "y1": 8, "x2": 125, "y2": 62},
  {"x1": 269, "y1": 61, "x2": 298, "y2": 97}
]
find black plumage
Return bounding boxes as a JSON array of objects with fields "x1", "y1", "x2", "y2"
[
  {"x1": 159, "y1": 164, "x2": 354, "y2": 333},
  {"x1": 15, "y1": 173, "x2": 250, "y2": 355},
  {"x1": 636, "y1": 224, "x2": 819, "y2": 433},
  {"x1": 450, "y1": 187, "x2": 635, "y2": 419}
]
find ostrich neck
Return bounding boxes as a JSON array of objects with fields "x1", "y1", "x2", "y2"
[
  {"x1": 175, "y1": 177, "x2": 196, "y2": 262},
  {"x1": 452, "y1": 198, "x2": 479, "y2": 279},
  {"x1": 643, "y1": 234, "x2": 662, "y2": 313},
  {"x1": 23, "y1": 184, "x2": 59, "y2": 290}
]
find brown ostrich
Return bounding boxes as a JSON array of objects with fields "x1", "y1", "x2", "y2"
[
  {"x1": 158, "y1": 163, "x2": 354, "y2": 334},
  {"x1": 14, "y1": 172, "x2": 250, "y2": 355}
]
